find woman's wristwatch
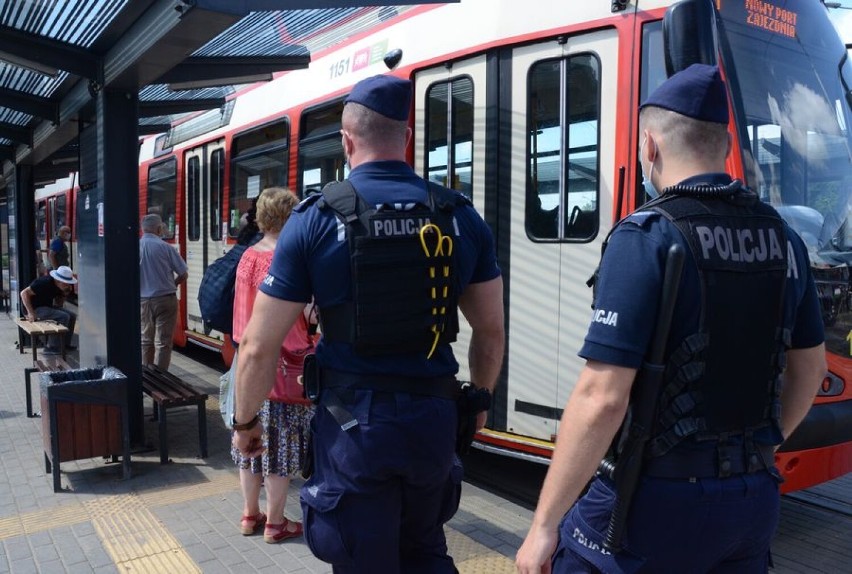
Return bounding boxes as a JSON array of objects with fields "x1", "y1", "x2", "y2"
[{"x1": 232, "y1": 414, "x2": 259, "y2": 431}]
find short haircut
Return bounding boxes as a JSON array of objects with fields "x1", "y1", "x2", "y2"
[
  {"x1": 342, "y1": 102, "x2": 408, "y2": 145},
  {"x1": 141, "y1": 214, "x2": 162, "y2": 233},
  {"x1": 639, "y1": 106, "x2": 728, "y2": 163},
  {"x1": 255, "y1": 187, "x2": 298, "y2": 234}
]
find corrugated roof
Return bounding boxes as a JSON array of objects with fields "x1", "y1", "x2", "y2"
[{"x1": 0, "y1": 2, "x2": 428, "y2": 158}]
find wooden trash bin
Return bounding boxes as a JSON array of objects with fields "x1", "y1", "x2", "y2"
[{"x1": 40, "y1": 367, "x2": 131, "y2": 492}]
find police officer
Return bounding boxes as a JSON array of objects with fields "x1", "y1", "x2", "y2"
[
  {"x1": 233, "y1": 74, "x2": 504, "y2": 573},
  {"x1": 516, "y1": 64, "x2": 826, "y2": 573}
]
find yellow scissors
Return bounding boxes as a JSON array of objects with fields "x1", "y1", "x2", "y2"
[{"x1": 419, "y1": 223, "x2": 453, "y2": 358}]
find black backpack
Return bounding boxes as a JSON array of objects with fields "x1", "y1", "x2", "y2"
[{"x1": 198, "y1": 235, "x2": 260, "y2": 334}]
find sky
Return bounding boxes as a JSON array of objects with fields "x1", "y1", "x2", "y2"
[{"x1": 828, "y1": 1, "x2": 852, "y2": 44}]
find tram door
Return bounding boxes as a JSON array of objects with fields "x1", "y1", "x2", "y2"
[
  {"x1": 507, "y1": 30, "x2": 618, "y2": 440},
  {"x1": 184, "y1": 140, "x2": 226, "y2": 339},
  {"x1": 414, "y1": 55, "x2": 488, "y2": 382}
]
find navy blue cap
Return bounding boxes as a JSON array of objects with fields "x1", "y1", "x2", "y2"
[
  {"x1": 640, "y1": 64, "x2": 729, "y2": 124},
  {"x1": 344, "y1": 74, "x2": 411, "y2": 121}
]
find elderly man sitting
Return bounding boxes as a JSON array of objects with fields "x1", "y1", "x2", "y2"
[{"x1": 20, "y1": 265, "x2": 78, "y2": 354}]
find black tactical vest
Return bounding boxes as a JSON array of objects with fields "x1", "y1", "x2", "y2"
[
  {"x1": 594, "y1": 182, "x2": 791, "y2": 476},
  {"x1": 317, "y1": 180, "x2": 467, "y2": 357},
  {"x1": 642, "y1": 186, "x2": 790, "y2": 466}
]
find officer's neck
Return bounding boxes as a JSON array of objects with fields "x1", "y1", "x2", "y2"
[
  {"x1": 656, "y1": 159, "x2": 727, "y2": 190},
  {"x1": 348, "y1": 146, "x2": 406, "y2": 169}
]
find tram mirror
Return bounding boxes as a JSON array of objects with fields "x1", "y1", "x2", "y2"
[
  {"x1": 384, "y1": 49, "x2": 403, "y2": 70},
  {"x1": 662, "y1": 0, "x2": 718, "y2": 77}
]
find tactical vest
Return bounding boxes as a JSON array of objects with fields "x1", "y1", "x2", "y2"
[
  {"x1": 603, "y1": 183, "x2": 791, "y2": 476},
  {"x1": 317, "y1": 180, "x2": 467, "y2": 357}
]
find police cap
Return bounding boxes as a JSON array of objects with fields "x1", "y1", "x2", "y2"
[
  {"x1": 640, "y1": 63, "x2": 729, "y2": 124},
  {"x1": 344, "y1": 74, "x2": 411, "y2": 121}
]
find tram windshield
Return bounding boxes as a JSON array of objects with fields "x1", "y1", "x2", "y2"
[{"x1": 719, "y1": 0, "x2": 852, "y2": 356}]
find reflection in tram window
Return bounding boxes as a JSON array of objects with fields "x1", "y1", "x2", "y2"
[
  {"x1": 425, "y1": 77, "x2": 474, "y2": 199},
  {"x1": 147, "y1": 158, "x2": 177, "y2": 240},
  {"x1": 230, "y1": 120, "x2": 289, "y2": 238},
  {"x1": 299, "y1": 102, "x2": 347, "y2": 198},
  {"x1": 187, "y1": 156, "x2": 201, "y2": 241},
  {"x1": 526, "y1": 54, "x2": 600, "y2": 242}
]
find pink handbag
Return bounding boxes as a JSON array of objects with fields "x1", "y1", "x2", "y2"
[{"x1": 268, "y1": 315, "x2": 313, "y2": 405}]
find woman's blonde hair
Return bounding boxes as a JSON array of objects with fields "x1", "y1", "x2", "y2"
[{"x1": 255, "y1": 187, "x2": 298, "y2": 233}]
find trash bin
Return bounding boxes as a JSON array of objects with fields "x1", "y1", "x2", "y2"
[{"x1": 40, "y1": 366, "x2": 132, "y2": 492}]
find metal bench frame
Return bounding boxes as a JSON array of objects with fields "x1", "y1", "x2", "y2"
[{"x1": 25, "y1": 358, "x2": 72, "y2": 418}]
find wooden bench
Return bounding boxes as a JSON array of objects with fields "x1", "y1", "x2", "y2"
[
  {"x1": 141, "y1": 365, "x2": 208, "y2": 464},
  {"x1": 14, "y1": 318, "x2": 69, "y2": 362},
  {"x1": 25, "y1": 357, "x2": 73, "y2": 418}
]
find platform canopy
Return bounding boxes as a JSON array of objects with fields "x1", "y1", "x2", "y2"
[{"x1": 0, "y1": 0, "x2": 455, "y2": 186}]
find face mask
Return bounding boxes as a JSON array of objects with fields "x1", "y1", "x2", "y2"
[{"x1": 639, "y1": 136, "x2": 660, "y2": 200}]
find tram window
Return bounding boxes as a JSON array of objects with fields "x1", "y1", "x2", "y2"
[
  {"x1": 425, "y1": 77, "x2": 474, "y2": 199},
  {"x1": 526, "y1": 54, "x2": 600, "y2": 242},
  {"x1": 299, "y1": 102, "x2": 347, "y2": 198},
  {"x1": 210, "y1": 148, "x2": 224, "y2": 240},
  {"x1": 36, "y1": 202, "x2": 47, "y2": 242},
  {"x1": 187, "y1": 156, "x2": 201, "y2": 241},
  {"x1": 55, "y1": 195, "x2": 66, "y2": 230},
  {"x1": 147, "y1": 158, "x2": 178, "y2": 239},
  {"x1": 230, "y1": 119, "x2": 289, "y2": 238}
]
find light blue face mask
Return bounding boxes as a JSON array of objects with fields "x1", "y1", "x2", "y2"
[{"x1": 640, "y1": 136, "x2": 659, "y2": 200}]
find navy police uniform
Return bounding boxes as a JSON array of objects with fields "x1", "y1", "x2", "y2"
[
  {"x1": 552, "y1": 65, "x2": 824, "y2": 573},
  {"x1": 260, "y1": 75, "x2": 500, "y2": 573}
]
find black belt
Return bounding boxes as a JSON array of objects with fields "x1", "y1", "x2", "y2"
[
  {"x1": 643, "y1": 443, "x2": 776, "y2": 479},
  {"x1": 321, "y1": 369, "x2": 460, "y2": 400}
]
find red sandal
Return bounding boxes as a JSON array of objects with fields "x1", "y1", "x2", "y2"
[
  {"x1": 264, "y1": 518, "x2": 303, "y2": 544},
  {"x1": 240, "y1": 512, "x2": 267, "y2": 536}
]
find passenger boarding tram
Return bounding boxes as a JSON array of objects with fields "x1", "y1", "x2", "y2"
[{"x1": 36, "y1": 0, "x2": 852, "y2": 492}]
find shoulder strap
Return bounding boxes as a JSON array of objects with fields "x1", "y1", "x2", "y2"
[{"x1": 317, "y1": 180, "x2": 365, "y2": 224}]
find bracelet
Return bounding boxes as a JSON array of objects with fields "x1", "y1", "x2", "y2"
[{"x1": 232, "y1": 414, "x2": 259, "y2": 431}]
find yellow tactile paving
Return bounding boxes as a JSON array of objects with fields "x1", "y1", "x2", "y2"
[
  {"x1": 136, "y1": 472, "x2": 235, "y2": 507},
  {"x1": 447, "y1": 527, "x2": 516, "y2": 574},
  {"x1": 0, "y1": 503, "x2": 86, "y2": 539},
  {"x1": 86, "y1": 493, "x2": 200, "y2": 573}
]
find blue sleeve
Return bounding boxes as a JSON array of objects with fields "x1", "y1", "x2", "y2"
[
  {"x1": 578, "y1": 218, "x2": 668, "y2": 368},
  {"x1": 49, "y1": 238, "x2": 62, "y2": 252},
  {"x1": 260, "y1": 211, "x2": 313, "y2": 303},
  {"x1": 169, "y1": 247, "x2": 187, "y2": 275},
  {"x1": 462, "y1": 207, "x2": 501, "y2": 284},
  {"x1": 789, "y1": 234, "x2": 825, "y2": 349}
]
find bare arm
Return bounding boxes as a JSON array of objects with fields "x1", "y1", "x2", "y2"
[
  {"x1": 174, "y1": 271, "x2": 188, "y2": 287},
  {"x1": 458, "y1": 276, "x2": 505, "y2": 394},
  {"x1": 780, "y1": 343, "x2": 826, "y2": 441},
  {"x1": 20, "y1": 287, "x2": 36, "y2": 320},
  {"x1": 48, "y1": 250, "x2": 58, "y2": 269},
  {"x1": 516, "y1": 361, "x2": 636, "y2": 574},
  {"x1": 233, "y1": 293, "x2": 305, "y2": 456}
]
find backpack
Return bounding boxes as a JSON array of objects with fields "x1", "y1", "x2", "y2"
[{"x1": 198, "y1": 234, "x2": 260, "y2": 334}]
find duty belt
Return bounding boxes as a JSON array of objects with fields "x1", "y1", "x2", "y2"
[
  {"x1": 643, "y1": 443, "x2": 776, "y2": 479},
  {"x1": 319, "y1": 369, "x2": 460, "y2": 431},
  {"x1": 321, "y1": 369, "x2": 460, "y2": 400}
]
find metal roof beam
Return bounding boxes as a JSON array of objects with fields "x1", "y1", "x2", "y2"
[
  {"x1": 0, "y1": 24, "x2": 100, "y2": 80},
  {"x1": 157, "y1": 55, "x2": 310, "y2": 85},
  {"x1": 25, "y1": 0, "x2": 242, "y2": 165},
  {"x1": 193, "y1": 0, "x2": 455, "y2": 13},
  {"x1": 0, "y1": 88, "x2": 57, "y2": 122},
  {"x1": 0, "y1": 121, "x2": 32, "y2": 146},
  {"x1": 139, "y1": 98, "x2": 226, "y2": 117},
  {"x1": 0, "y1": 145, "x2": 14, "y2": 162}
]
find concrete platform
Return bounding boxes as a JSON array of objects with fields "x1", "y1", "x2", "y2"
[{"x1": 0, "y1": 313, "x2": 848, "y2": 573}]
